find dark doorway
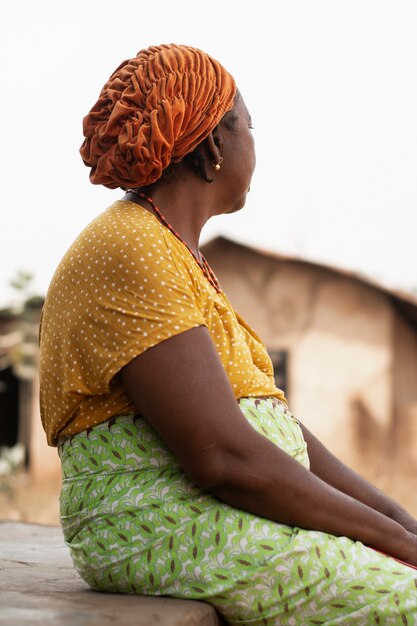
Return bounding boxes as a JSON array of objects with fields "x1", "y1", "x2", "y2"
[
  {"x1": 0, "y1": 366, "x2": 20, "y2": 447},
  {"x1": 267, "y1": 349, "x2": 288, "y2": 399}
]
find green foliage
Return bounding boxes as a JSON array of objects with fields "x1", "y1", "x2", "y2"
[{"x1": 9, "y1": 270, "x2": 35, "y2": 294}]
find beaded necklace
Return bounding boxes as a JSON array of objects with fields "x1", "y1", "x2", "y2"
[{"x1": 126, "y1": 189, "x2": 222, "y2": 293}]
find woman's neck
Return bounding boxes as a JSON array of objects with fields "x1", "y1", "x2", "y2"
[{"x1": 126, "y1": 180, "x2": 217, "y2": 255}]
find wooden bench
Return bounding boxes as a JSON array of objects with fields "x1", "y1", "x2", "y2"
[{"x1": 0, "y1": 521, "x2": 223, "y2": 625}]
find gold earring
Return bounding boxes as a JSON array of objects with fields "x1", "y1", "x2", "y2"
[{"x1": 213, "y1": 157, "x2": 224, "y2": 171}]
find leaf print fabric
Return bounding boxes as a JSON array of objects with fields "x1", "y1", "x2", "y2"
[{"x1": 59, "y1": 398, "x2": 417, "y2": 625}]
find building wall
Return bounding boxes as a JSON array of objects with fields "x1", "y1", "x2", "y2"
[
  {"x1": 389, "y1": 312, "x2": 417, "y2": 510},
  {"x1": 29, "y1": 374, "x2": 61, "y2": 483},
  {"x1": 392, "y1": 311, "x2": 417, "y2": 449},
  {"x1": 291, "y1": 275, "x2": 393, "y2": 480},
  {"x1": 203, "y1": 239, "x2": 395, "y2": 483}
]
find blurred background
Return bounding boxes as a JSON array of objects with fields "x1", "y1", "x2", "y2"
[{"x1": 1, "y1": 0, "x2": 416, "y2": 524}]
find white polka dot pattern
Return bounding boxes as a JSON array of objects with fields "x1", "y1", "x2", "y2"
[{"x1": 39, "y1": 200, "x2": 286, "y2": 446}]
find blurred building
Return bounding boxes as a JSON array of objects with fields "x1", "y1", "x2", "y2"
[{"x1": 202, "y1": 236, "x2": 417, "y2": 491}]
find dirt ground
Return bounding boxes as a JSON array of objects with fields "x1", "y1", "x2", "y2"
[{"x1": 0, "y1": 470, "x2": 61, "y2": 525}]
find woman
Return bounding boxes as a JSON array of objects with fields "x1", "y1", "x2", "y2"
[{"x1": 39, "y1": 43, "x2": 417, "y2": 625}]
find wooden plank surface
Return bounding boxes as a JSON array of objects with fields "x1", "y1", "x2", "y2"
[{"x1": 0, "y1": 521, "x2": 222, "y2": 626}]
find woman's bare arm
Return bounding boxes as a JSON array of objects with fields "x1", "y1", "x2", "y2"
[
  {"x1": 119, "y1": 326, "x2": 417, "y2": 566},
  {"x1": 299, "y1": 422, "x2": 417, "y2": 535}
]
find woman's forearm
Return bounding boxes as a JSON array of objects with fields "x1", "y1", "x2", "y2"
[
  {"x1": 119, "y1": 327, "x2": 417, "y2": 565},
  {"x1": 209, "y1": 432, "x2": 417, "y2": 566},
  {"x1": 299, "y1": 421, "x2": 417, "y2": 534}
]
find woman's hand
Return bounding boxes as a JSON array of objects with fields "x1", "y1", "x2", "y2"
[
  {"x1": 396, "y1": 530, "x2": 417, "y2": 568},
  {"x1": 389, "y1": 508, "x2": 417, "y2": 536}
]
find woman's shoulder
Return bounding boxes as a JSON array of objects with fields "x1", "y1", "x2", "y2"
[
  {"x1": 83, "y1": 199, "x2": 166, "y2": 245},
  {"x1": 43, "y1": 199, "x2": 205, "y2": 310},
  {"x1": 57, "y1": 199, "x2": 181, "y2": 272}
]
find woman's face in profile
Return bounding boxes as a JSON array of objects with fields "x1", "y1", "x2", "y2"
[{"x1": 219, "y1": 96, "x2": 256, "y2": 214}]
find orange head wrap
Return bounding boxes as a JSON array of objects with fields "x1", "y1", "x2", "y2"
[{"x1": 79, "y1": 43, "x2": 236, "y2": 189}]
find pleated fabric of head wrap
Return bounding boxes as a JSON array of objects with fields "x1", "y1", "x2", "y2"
[{"x1": 80, "y1": 44, "x2": 236, "y2": 189}]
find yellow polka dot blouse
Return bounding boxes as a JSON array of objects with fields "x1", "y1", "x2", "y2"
[{"x1": 39, "y1": 200, "x2": 286, "y2": 446}]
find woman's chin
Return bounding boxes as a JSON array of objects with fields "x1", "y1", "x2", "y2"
[{"x1": 225, "y1": 194, "x2": 248, "y2": 214}]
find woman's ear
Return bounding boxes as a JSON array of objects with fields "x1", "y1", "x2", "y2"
[{"x1": 205, "y1": 128, "x2": 223, "y2": 165}]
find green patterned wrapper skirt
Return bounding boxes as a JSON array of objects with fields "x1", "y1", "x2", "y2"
[{"x1": 59, "y1": 397, "x2": 417, "y2": 625}]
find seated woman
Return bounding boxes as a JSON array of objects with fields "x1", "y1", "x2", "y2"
[{"x1": 39, "y1": 43, "x2": 417, "y2": 625}]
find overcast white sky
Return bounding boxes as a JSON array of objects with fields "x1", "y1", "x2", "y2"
[{"x1": 1, "y1": 0, "x2": 416, "y2": 307}]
